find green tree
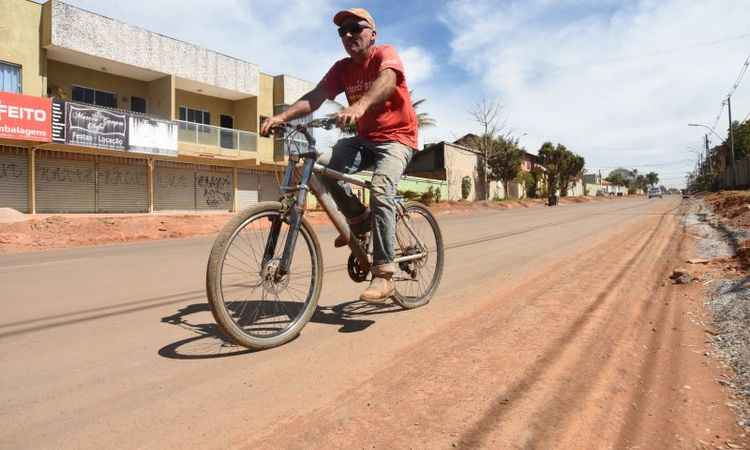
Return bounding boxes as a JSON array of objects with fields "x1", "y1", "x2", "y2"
[
  {"x1": 605, "y1": 172, "x2": 627, "y2": 188},
  {"x1": 645, "y1": 172, "x2": 659, "y2": 187},
  {"x1": 526, "y1": 166, "x2": 543, "y2": 198},
  {"x1": 558, "y1": 153, "x2": 585, "y2": 197},
  {"x1": 539, "y1": 142, "x2": 567, "y2": 201},
  {"x1": 487, "y1": 136, "x2": 524, "y2": 200},
  {"x1": 728, "y1": 119, "x2": 750, "y2": 160}
]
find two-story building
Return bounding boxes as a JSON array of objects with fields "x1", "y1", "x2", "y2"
[{"x1": 1, "y1": 0, "x2": 313, "y2": 213}]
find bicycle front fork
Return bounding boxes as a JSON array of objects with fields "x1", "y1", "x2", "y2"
[{"x1": 263, "y1": 158, "x2": 315, "y2": 279}]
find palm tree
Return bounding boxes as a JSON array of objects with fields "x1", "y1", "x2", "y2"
[
  {"x1": 340, "y1": 90, "x2": 436, "y2": 135},
  {"x1": 411, "y1": 92, "x2": 437, "y2": 128}
]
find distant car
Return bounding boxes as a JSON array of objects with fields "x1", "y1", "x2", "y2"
[{"x1": 648, "y1": 188, "x2": 663, "y2": 199}]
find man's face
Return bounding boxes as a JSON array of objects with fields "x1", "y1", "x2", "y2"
[{"x1": 338, "y1": 17, "x2": 375, "y2": 58}]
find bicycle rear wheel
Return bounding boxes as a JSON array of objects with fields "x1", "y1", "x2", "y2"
[
  {"x1": 206, "y1": 202, "x2": 323, "y2": 349},
  {"x1": 392, "y1": 201, "x2": 444, "y2": 309}
]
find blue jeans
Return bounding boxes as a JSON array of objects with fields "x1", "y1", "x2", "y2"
[{"x1": 318, "y1": 136, "x2": 414, "y2": 273}]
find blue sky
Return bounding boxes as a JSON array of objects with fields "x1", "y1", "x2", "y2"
[{"x1": 59, "y1": 0, "x2": 750, "y2": 187}]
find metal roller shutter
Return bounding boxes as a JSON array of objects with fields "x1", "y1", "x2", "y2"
[
  {"x1": 237, "y1": 169, "x2": 259, "y2": 210},
  {"x1": 259, "y1": 171, "x2": 279, "y2": 202},
  {"x1": 155, "y1": 161, "x2": 195, "y2": 211},
  {"x1": 195, "y1": 166, "x2": 233, "y2": 211},
  {"x1": 96, "y1": 157, "x2": 148, "y2": 213},
  {"x1": 0, "y1": 146, "x2": 29, "y2": 213},
  {"x1": 36, "y1": 151, "x2": 96, "y2": 213}
]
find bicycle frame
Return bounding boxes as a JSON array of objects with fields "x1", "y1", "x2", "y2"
[{"x1": 266, "y1": 125, "x2": 427, "y2": 278}]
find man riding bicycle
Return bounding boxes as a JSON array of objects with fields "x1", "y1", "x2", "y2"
[{"x1": 261, "y1": 8, "x2": 418, "y2": 303}]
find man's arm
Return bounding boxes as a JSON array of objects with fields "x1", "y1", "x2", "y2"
[
  {"x1": 336, "y1": 68, "x2": 397, "y2": 128},
  {"x1": 260, "y1": 85, "x2": 328, "y2": 136}
]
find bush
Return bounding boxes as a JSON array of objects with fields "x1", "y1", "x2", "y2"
[
  {"x1": 397, "y1": 189, "x2": 420, "y2": 201},
  {"x1": 461, "y1": 177, "x2": 472, "y2": 200},
  {"x1": 420, "y1": 186, "x2": 436, "y2": 205}
]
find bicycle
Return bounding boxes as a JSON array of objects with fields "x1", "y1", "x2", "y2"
[{"x1": 206, "y1": 118, "x2": 444, "y2": 349}]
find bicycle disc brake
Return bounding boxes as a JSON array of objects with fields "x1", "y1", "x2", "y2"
[{"x1": 347, "y1": 253, "x2": 369, "y2": 283}]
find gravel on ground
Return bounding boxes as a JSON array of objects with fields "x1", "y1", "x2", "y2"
[{"x1": 686, "y1": 192, "x2": 750, "y2": 433}]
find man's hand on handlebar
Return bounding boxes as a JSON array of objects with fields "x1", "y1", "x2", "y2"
[
  {"x1": 335, "y1": 103, "x2": 366, "y2": 129},
  {"x1": 260, "y1": 116, "x2": 286, "y2": 137}
]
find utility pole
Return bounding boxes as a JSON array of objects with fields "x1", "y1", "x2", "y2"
[
  {"x1": 728, "y1": 96, "x2": 737, "y2": 187},
  {"x1": 705, "y1": 134, "x2": 710, "y2": 176}
]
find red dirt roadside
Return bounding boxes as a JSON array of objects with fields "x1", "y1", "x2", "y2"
[{"x1": 0, "y1": 196, "x2": 615, "y2": 255}]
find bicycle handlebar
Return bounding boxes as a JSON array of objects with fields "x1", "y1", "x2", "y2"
[{"x1": 268, "y1": 117, "x2": 338, "y2": 149}]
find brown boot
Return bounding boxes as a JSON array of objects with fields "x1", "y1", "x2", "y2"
[
  {"x1": 359, "y1": 263, "x2": 396, "y2": 303},
  {"x1": 359, "y1": 276, "x2": 395, "y2": 303}
]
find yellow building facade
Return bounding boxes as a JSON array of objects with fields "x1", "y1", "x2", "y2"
[{"x1": 0, "y1": 0, "x2": 313, "y2": 213}]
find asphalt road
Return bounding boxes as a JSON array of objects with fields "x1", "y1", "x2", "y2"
[{"x1": 0, "y1": 197, "x2": 687, "y2": 449}]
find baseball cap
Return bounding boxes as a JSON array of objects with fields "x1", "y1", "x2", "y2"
[{"x1": 333, "y1": 8, "x2": 376, "y2": 31}]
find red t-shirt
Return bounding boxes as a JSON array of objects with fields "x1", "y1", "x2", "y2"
[{"x1": 319, "y1": 45, "x2": 418, "y2": 150}]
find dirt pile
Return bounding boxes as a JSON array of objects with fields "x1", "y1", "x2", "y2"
[
  {"x1": 705, "y1": 191, "x2": 750, "y2": 228},
  {"x1": 0, "y1": 208, "x2": 30, "y2": 224},
  {"x1": 0, "y1": 214, "x2": 234, "y2": 254}
]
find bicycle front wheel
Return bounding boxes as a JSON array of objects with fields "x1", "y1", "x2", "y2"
[
  {"x1": 206, "y1": 202, "x2": 323, "y2": 349},
  {"x1": 392, "y1": 201, "x2": 444, "y2": 309}
]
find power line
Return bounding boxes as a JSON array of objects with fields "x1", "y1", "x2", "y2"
[
  {"x1": 710, "y1": 101, "x2": 727, "y2": 133},
  {"x1": 727, "y1": 54, "x2": 750, "y2": 99},
  {"x1": 710, "y1": 51, "x2": 750, "y2": 134}
]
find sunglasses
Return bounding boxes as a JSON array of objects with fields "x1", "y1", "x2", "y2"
[{"x1": 337, "y1": 23, "x2": 370, "y2": 38}]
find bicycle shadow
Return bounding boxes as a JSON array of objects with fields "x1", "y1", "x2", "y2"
[{"x1": 158, "y1": 299, "x2": 402, "y2": 360}]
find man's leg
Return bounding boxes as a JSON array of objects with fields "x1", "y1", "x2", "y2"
[
  {"x1": 317, "y1": 137, "x2": 373, "y2": 242},
  {"x1": 360, "y1": 141, "x2": 413, "y2": 302}
]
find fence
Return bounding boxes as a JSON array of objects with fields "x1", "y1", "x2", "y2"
[{"x1": 719, "y1": 158, "x2": 750, "y2": 188}]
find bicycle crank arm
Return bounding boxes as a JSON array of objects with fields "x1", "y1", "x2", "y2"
[{"x1": 393, "y1": 253, "x2": 426, "y2": 263}]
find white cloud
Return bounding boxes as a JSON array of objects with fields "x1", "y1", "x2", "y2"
[
  {"x1": 57, "y1": 0, "x2": 750, "y2": 187},
  {"x1": 440, "y1": 0, "x2": 750, "y2": 185},
  {"x1": 399, "y1": 46, "x2": 435, "y2": 85}
]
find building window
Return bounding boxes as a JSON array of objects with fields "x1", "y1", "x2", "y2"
[
  {"x1": 131, "y1": 96, "x2": 147, "y2": 114},
  {"x1": 0, "y1": 61, "x2": 21, "y2": 93},
  {"x1": 72, "y1": 85, "x2": 118, "y2": 108},
  {"x1": 179, "y1": 106, "x2": 211, "y2": 125}
]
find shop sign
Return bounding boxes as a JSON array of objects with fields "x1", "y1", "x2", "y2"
[
  {"x1": 51, "y1": 99, "x2": 66, "y2": 143},
  {"x1": 128, "y1": 116, "x2": 177, "y2": 156},
  {"x1": 66, "y1": 103, "x2": 128, "y2": 150},
  {"x1": 0, "y1": 92, "x2": 52, "y2": 142}
]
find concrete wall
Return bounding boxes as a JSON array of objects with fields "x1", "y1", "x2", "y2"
[
  {"x1": 274, "y1": 74, "x2": 315, "y2": 106},
  {"x1": 48, "y1": 60, "x2": 150, "y2": 111},
  {"x1": 233, "y1": 97, "x2": 256, "y2": 133},
  {"x1": 444, "y1": 143, "x2": 480, "y2": 201},
  {"x1": 147, "y1": 75, "x2": 174, "y2": 120},
  {"x1": 175, "y1": 89, "x2": 234, "y2": 127},
  {"x1": 258, "y1": 73, "x2": 274, "y2": 163},
  {"x1": 585, "y1": 183, "x2": 602, "y2": 196},
  {"x1": 0, "y1": 0, "x2": 46, "y2": 96},
  {"x1": 46, "y1": 0, "x2": 259, "y2": 96}
]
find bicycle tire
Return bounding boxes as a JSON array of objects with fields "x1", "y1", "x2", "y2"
[
  {"x1": 206, "y1": 202, "x2": 323, "y2": 349},
  {"x1": 392, "y1": 201, "x2": 444, "y2": 309}
]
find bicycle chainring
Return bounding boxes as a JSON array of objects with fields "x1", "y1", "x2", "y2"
[{"x1": 347, "y1": 253, "x2": 369, "y2": 283}]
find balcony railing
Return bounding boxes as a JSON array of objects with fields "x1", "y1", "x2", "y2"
[{"x1": 176, "y1": 120, "x2": 257, "y2": 154}]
